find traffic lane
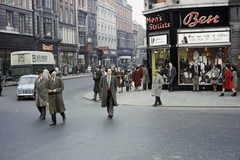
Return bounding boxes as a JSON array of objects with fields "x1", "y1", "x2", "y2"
[{"x1": 1, "y1": 105, "x2": 240, "y2": 160}]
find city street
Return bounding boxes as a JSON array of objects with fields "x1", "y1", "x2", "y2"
[{"x1": 0, "y1": 77, "x2": 240, "y2": 160}]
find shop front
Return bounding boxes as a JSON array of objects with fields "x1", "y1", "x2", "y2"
[
  {"x1": 145, "y1": 6, "x2": 230, "y2": 90},
  {"x1": 59, "y1": 45, "x2": 77, "y2": 74}
]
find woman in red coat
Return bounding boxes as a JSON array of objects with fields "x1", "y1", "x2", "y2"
[
  {"x1": 220, "y1": 64, "x2": 237, "y2": 97},
  {"x1": 132, "y1": 66, "x2": 142, "y2": 91}
]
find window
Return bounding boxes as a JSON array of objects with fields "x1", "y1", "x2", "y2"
[
  {"x1": 78, "y1": 13, "x2": 86, "y2": 25},
  {"x1": 18, "y1": 0, "x2": 26, "y2": 7},
  {"x1": 70, "y1": 10, "x2": 73, "y2": 24},
  {"x1": 19, "y1": 14, "x2": 25, "y2": 33},
  {"x1": 6, "y1": 0, "x2": 13, "y2": 4},
  {"x1": 59, "y1": 7, "x2": 63, "y2": 21},
  {"x1": 6, "y1": 11, "x2": 13, "y2": 27},
  {"x1": 79, "y1": 31, "x2": 85, "y2": 45},
  {"x1": 65, "y1": 8, "x2": 68, "y2": 23},
  {"x1": 65, "y1": 0, "x2": 68, "y2": 3},
  {"x1": 70, "y1": 0, "x2": 73, "y2": 4},
  {"x1": 43, "y1": 0, "x2": 51, "y2": 8},
  {"x1": 37, "y1": 16, "x2": 40, "y2": 35},
  {"x1": 82, "y1": 0, "x2": 84, "y2": 7},
  {"x1": 43, "y1": 18, "x2": 52, "y2": 37}
]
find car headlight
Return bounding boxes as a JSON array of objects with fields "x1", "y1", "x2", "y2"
[{"x1": 18, "y1": 88, "x2": 22, "y2": 91}]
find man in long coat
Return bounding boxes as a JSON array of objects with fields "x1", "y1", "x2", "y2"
[
  {"x1": 92, "y1": 65, "x2": 102, "y2": 101},
  {"x1": 47, "y1": 69, "x2": 66, "y2": 126},
  {"x1": 167, "y1": 62, "x2": 176, "y2": 92},
  {"x1": 99, "y1": 68, "x2": 118, "y2": 119},
  {"x1": 142, "y1": 65, "x2": 150, "y2": 90},
  {"x1": 33, "y1": 69, "x2": 48, "y2": 120},
  {"x1": 151, "y1": 70, "x2": 164, "y2": 106}
]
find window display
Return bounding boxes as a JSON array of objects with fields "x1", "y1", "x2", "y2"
[{"x1": 178, "y1": 47, "x2": 228, "y2": 84}]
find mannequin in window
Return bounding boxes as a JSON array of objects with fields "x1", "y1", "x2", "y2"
[
  {"x1": 198, "y1": 53, "x2": 207, "y2": 65},
  {"x1": 193, "y1": 50, "x2": 199, "y2": 61},
  {"x1": 214, "y1": 55, "x2": 222, "y2": 66},
  {"x1": 180, "y1": 57, "x2": 189, "y2": 71}
]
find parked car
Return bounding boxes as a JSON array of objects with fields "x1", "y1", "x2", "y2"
[{"x1": 16, "y1": 75, "x2": 38, "y2": 100}]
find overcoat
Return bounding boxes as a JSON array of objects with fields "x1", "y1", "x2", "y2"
[
  {"x1": 209, "y1": 68, "x2": 220, "y2": 84},
  {"x1": 33, "y1": 77, "x2": 48, "y2": 107},
  {"x1": 99, "y1": 75, "x2": 118, "y2": 107},
  {"x1": 142, "y1": 68, "x2": 150, "y2": 84},
  {"x1": 167, "y1": 66, "x2": 176, "y2": 84},
  {"x1": 46, "y1": 77, "x2": 66, "y2": 114},
  {"x1": 116, "y1": 71, "x2": 124, "y2": 87},
  {"x1": 151, "y1": 75, "x2": 164, "y2": 97},
  {"x1": 222, "y1": 68, "x2": 234, "y2": 89},
  {"x1": 231, "y1": 70, "x2": 238, "y2": 89},
  {"x1": 93, "y1": 70, "x2": 102, "y2": 92},
  {"x1": 132, "y1": 70, "x2": 142, "y2": 86}
]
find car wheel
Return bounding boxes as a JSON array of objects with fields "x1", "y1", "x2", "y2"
[{"x1": 17, "y1": 96, "x2": 21, "y2": 100}]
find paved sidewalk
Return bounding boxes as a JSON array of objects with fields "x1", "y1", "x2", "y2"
[
  {"x1": 3, "y1": 74, "x2": 92, "y2": 87},
  {"x1": 84, "y1": 89, "x2": 240, "y2": 108}
]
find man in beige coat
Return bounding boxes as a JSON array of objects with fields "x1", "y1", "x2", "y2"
[
  {"x1": 47, "y1": 69, "x2": 66, "y2": 126},
  {"x1": 151, "y1": 70, "x2": 164, "y2": 106},
  {"x1": 33, "y1": 69, "x2": 48, "y2": 120}
]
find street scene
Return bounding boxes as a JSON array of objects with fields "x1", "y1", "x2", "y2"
[{"x1": 0, "y1": 76, "x2": 240, "y2": 160}]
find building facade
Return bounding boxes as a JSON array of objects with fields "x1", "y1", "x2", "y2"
[
  {"x1": 143, "y1": 0, "x2": 240, "y2": 91},
  {"x1": 97, "y1": 0, "x2": 117, "y2": 66},
  {"x1": 0, "y1": 0, "x2": 35, "y2": 76},
  {"x1": 58, "y1": 0, "x2": 78, "y2": 73},
  {"x1": 116, "y1": 0, "x2": 134, "y2": 67}
]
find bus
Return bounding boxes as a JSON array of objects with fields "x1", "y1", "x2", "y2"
[
  {"x1": 11, "y1": 51, "x2": 55, "y2": 81},
  {"x1": 135, "y1": 45, "x2": 147, "y2": 66}
]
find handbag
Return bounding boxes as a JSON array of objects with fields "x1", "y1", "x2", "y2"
[{"x1": 119, "y1": 78, "x2": 123, "y2": 84}]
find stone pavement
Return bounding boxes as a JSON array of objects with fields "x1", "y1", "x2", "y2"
[{"x1": 84, "y1": 88, "x2": 240, "y2": 108}]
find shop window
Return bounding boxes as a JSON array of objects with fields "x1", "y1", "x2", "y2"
[{"x1": 178, "y1": 47, "x2": 228, "y2": 85}]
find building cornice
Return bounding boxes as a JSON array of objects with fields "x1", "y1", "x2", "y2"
[{"x1": 142, "y1": 2, "x2": 229, "y2": 16}]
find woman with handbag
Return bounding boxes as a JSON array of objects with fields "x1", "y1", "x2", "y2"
[
  {"x1": 219, "y1": 64, "x2": 237, "y2": 97},
  {"x1": 209, "y1": 65, "x2": 220, "y2": 92}
]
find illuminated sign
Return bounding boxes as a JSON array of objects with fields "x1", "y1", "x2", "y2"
[
  {"x1": 146, "y1": 14, "x2": 171, "y2": 31},
  {"x1": 42, "y1": 44, "x2": 53, "y2": 51}
]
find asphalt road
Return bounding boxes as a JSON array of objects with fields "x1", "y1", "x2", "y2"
[{"x1": 0, "y1": 77, "x2": 240, "y2": 160}]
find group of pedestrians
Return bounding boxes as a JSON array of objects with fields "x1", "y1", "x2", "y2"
[{"x1": 33, "y1": 69, "x2": 66, "y2": 126}]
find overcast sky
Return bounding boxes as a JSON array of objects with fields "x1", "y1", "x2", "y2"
[{"x1": 127, "y1": 0, "x2": 146, "y2": 28}]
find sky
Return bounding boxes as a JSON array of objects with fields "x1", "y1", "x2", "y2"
[{"x1": 127, "y1": 0, "x2": 146, "y2": 28}]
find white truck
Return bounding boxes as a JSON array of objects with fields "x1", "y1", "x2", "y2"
[{"x1": 11, "y1": 51, "x2": 55, "y2": 81}]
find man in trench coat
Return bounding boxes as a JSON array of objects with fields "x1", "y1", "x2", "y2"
[
  {"x1": 47, "y1": 69, "x2": 66, "y2": 126},
  {"x1": 99, "y1": 68, "x2": 118, "y2": 119},
  {"x1": 151, "y1": 70, "x2": 164, "y2": 106},
  {"x1": 33, "y1": 69, "x2": 48, "y2": 120},
  {"x1": 92, "y1": 65, "x2": 102, "y2": 101}
]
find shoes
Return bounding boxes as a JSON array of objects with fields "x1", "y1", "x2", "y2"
[
  {"x1": 62, "y1": 116, "x2": 66, "y2": 122},
  {"x1": 49, "y1": 122, "x2": 56, "y2": 126},
  {"x1": 108, "y1": 115, "x2": 113, "y2": 119},
  {"x1": 219, "y1": 93, "x2": 224, "y2": 97},
  {"x1": 231, "y1": 92, "x2": 237, "y2": 97},
  {"x1": 192, "y1": 90, "x2": 195, "y2": 92},
  {"x1": 119, "y1": 92, "x2": 121, "y2": 93},
  {"x1": 41, "y1": 117, "x2": 45, "y2": 120},
  {"x1": 152, "y1": 104, "x2": 157, "y2": 107},
  {"x1": 92, "y1": 98, "x2": 97, "y2": 101},
  {"x1": 159, "y1": 101, "x2": 162, "y2": 105},
  {"x1": 138, "y1": 89, "x2": 141, "y2": 91},
  {"x1": 0, "y1": 95, "x2": 2, "y2": 97}
]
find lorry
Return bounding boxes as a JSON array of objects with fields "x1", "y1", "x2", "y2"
[{"x1": 11, "y1": 51, "x2": 55, "y2": 82}]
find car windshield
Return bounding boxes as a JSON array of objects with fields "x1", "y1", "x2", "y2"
[{"x1": 19, "y1": 77, "x2": 36, "y2": 85}]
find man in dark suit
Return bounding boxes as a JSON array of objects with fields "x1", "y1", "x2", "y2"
[
  {"x1": 167, "y1": 62, "x2": 176, "y2": 92},
  {"x1": 92, "y1": 65, "x2": 102, "y2": 101},
  {"x1": 99, "y1": 68, "x2": 118, "y2": 119},
  {"x1": 190, "y1": 59, "x2": 201, "y2": 92}
]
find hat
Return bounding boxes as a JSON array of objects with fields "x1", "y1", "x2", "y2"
[
  {"x1": 37, "y1": 69, "x2": 43, "y2": 74},
  {"x1": 49, "y1": 69, "x2": 56, "y2": 74},
  {"x1": 155, "y1": 70, "x2": 160, "y2": 74}
]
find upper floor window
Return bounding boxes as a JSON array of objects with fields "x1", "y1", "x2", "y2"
[
  {"x1": 65, "y1": 0, "x2": 68, "y2": 3},
  {"x1": 19, "y1": 14, "x2": 25, "y2": 33},
  {"x1": 43, "y1": 18, "x2": 52, "y2": 37},
  {"x1": 65, "y1": 8, "x2": 68, "y2": 23},
  {"x1": 78, "y1": 13, "x2": 85, "y2": 25},
  {"x1": 70, "y1": 0, "x2": 73, "y2": 4},
  {"x1": 70, "y1": 10, "x2": 73, "y2": 24},
  {"x1": 59, "y1": 6, "x2": 63, "y2": 21},
  {"x1": 43, "y1": 0, "x2": 51, "y2": 8},
  {"x1": 5, "y1": 0, "x2": 14, "y2": 4},
  {"x1": 18, "y1": 0, "x2": 26, "y2": 7},
  {"x1": 6, "y1": 11, "x2": 13, "y2": 27}
]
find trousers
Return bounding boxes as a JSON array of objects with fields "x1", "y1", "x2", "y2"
[{"x1": 107, "y1": 90, "x2": 114, "y2": 116}]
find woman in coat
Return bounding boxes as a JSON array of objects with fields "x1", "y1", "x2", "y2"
[
  {"x1": 151, "y1": 70, "x2": 164, "y2": 106},
  {"x1": 47, "y1": 69, "x2": 66, "y2": 126},
  {"x1": 116, "y1": 67, "x2": 124, "y2": 93},
  {"x1": 219, "y1": 64, "x2": 237, "y2": 97},
  {"x1": 132, "y1": 66, "x2": 142, "y2": 91},
  {"x1": 209, "y1": 65, "x2": 220, "y2": 92},
  {"x1": 231, "y1": 65, "x2": 238, "y2": 91}
]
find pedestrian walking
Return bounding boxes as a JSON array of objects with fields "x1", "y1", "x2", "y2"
[
  {"x1": 0, "y1": 69, "x2": 3, "y2": 96},
  {"x1": 167, "y1": 62, "x2": 176, "y2": 92},
  {"x1": 151, "y1": 70, "x2": 164, "y2": 106},
  {"x1": 92, "y1": 65, "x2": 102, "y2": 101},
  {"x1": 47, "y1": 69, "x2": 66, "y2": 126},
  {"x1": 231, "y1": 65, "x2": 238, "y2": 91},
  {"x1": 124, "y1": 69, "x2": 132, "y2": 92},
  {"x1": 33, "y1": 69, "x2": 48, "y2": 120},
  {"x1": 132, "y1": 66, "x2": 142, "y2": 91},
  {"x1": 190, "y1": 59, "x2": 201, "y2": 92},
  {"x1": 116, "y1": 67, "x2": 124, "y2": 93},
  {"x1": 99, "y1": 68, "x2": 118, "y2": 119},
  {"x1": 209, "y1": 64, "x2": 220, "y2": 92},
  {"x1": 142, "y1": 65, "x2": 150, "y2": 90},
  {"x1": 219, "y1": 64, "x2": 237, "y2": 97}
]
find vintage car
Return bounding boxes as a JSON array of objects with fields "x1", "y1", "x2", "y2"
[{"x1": 16, "y1": 75, "x2": 38, "y2": 100}]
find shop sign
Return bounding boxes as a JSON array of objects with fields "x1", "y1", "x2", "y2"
[
  {"x1": 110, "y1": 51, "x2": 116, "y2": 54},
  {"x1": 32, "y1": 55, "x2": 48, "y2": 62},
  {"x1": 183, "y1": 12, "x2": 219, "y2": 28},
  {"x1": 146, "y1": 13, "x2": 171, "y2": 31},
  {"x1": 78, "y1": 55, "x2": 84, "y2": 59},
  {"x1": 177, "y1": 31, "x2": 230, "y2": 45},
  {"x1": 42, "y1": 44, "x2": 53, "y2": 51},
  {"x1": 149, "y1": 35, "x2": 167, "y2": 46}
]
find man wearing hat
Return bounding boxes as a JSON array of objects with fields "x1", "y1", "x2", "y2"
[
  {"x1": 151, "y1": 70, "x2": 164, "y2": 106},
  {"x1": 47, "y1": 69, "x2": 66, "y2": 126},
  {"x1": 92, "y1": 65, "x2": 102, "y2": 101},
  {"x1": 33, "y1": 69, "x2": 48, "y2": 119},
  {"x1": 0, "y1": 69, "x2": 2, "y2": 96}
]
